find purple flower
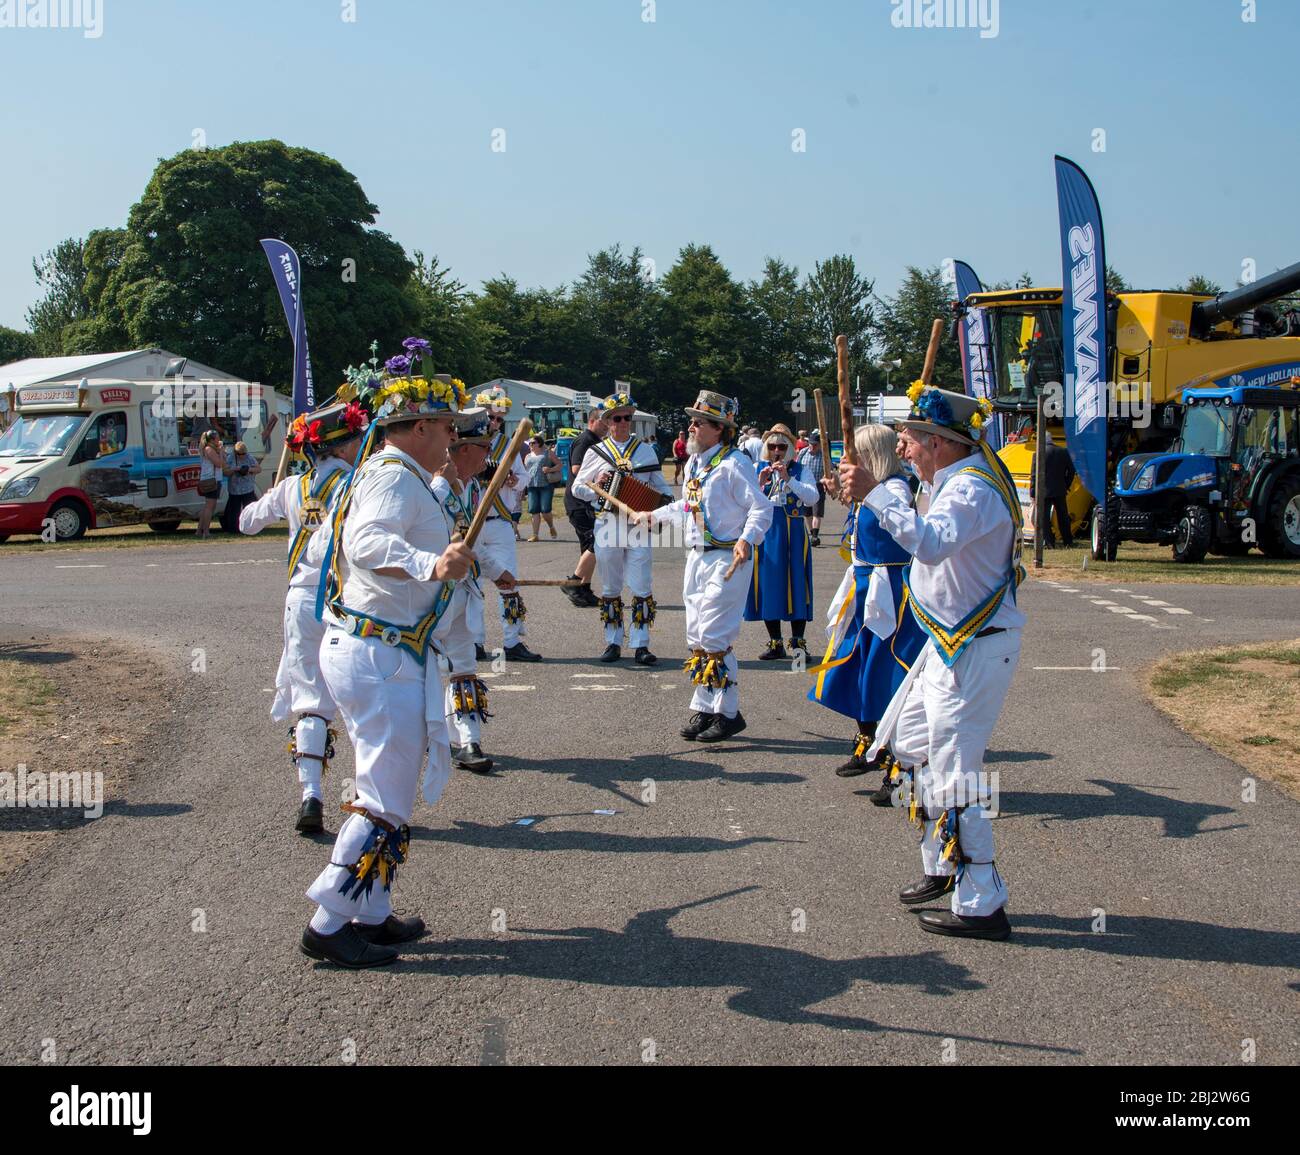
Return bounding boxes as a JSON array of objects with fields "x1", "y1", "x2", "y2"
[
  {"x1": 402, "y1": 337, "x2": 431, "y2": 355},
  {"x1": 384, "y1": 354, "x2": 411, "y2": 375}
]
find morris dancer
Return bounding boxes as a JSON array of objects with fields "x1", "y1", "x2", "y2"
[
  {"x1": 838, "y1": 385, "x2": 1023, "y2": 942},
  {"x1": 744, "y1": 423, "x2": 819, "y2": 660},
  {"x1": 477, "y1": 386, "x2": 541, "y2": 662},
  {"x1": 644, "y1": 391, "x2": 771, "y2": 743},
  {"x1": 239, "y1": 400, "x2": 370, "y2": 834},
  {"x1": 572, "y1": 390, "x2": 673, "y2": 665},
  {"x1": 433, "y1": 408, "x2": 496, "y2": 775},
  {"x1": 301, "y1": 358, "x2": 474, "y2": 968},
  {"x1": 808, "y1": 424, "x2": 925, "y2": 800}
]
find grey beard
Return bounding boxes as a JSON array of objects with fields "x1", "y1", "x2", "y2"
[{"x1": 686, "y1": 435, "x2": 701, "y2": 455}]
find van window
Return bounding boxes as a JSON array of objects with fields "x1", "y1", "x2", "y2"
[
  {"x1": 74, "y1": 411, "x2": 128, "y2": 463},
  {"x1": 234, "y1": 402, "x2": 272, "y2": 456},
  {"x1": 0, "y1": 412, "x2": 87, "y2": 458}
]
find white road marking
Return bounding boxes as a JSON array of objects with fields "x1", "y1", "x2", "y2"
[
  {"x1": 1109, "y1": 588, "x2": 1132, "y2": 594},
  {"x1": 573, "y1": 686, "x2": 631, "y2": 692},
  {"x1": 571, "y1": 673, "x2": 615, "y2": 679},
  {"x1": 1107, "y1": 606, "x2": 1136, "y2": 614},
  {"x1": 1128, "y1": 615, "x2": 1159, "y2": 622},
  {"x1": 1162, "y1": 607, "x2": 1193, "y2": 615},
  {"x1": 55, "y1": 564, "x2": 105, "y2": 569},
  {"x1": 1058, "y1": 587, "x2": 1080, "y2": 593},
  {"x1": 493, "y1": 685, "x2": 535, "y2": 692},
  {"x1": 1090, "y1": 599, "x2": 1116, "y2": 606},
  {"x1": 1139, "y1": 598, "x2": 1171, "y2": 606},
  {"x1": 1033, "y1": 666, "x2": 1123, "y2": 671}
]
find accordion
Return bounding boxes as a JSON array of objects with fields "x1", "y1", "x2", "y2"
[{"x1": 605, "y1": 470, "x2": 671, "y2": 513}]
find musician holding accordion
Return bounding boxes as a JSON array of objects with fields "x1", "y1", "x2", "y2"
[{"x1": 571, "y1": 390, "x2": 673, "y2": 665}]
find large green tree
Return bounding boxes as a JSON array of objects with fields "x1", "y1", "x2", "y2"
[
  {"x1": 95, "y1": 140, "x2": 416, "y2": 393},
  {"x1": 805, "y1": 254, "x2": 875, "y2": 388},
  {"x1": 406, "y1": 252, "x2": 496, "y2": 384},
  {"x1": 567, "y1": 244, "x2": 661, "y2": 396},
  {"x1": 27, "y1": 237, "x2": 92, "y2": 355},
  {"x1": 876, "y1": 265, "x2": 963, "y2": 390},
  {"x1": 0, "y1": 326, "x2": 37, "y2": 365},
  {"x1": 744, "y1": 257, "x2": 819, "y2": 426},
  {"x1": 469, "y1": 276, "x2": 576, "y2": 383}
]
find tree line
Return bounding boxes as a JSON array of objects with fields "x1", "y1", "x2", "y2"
[{"x1": 0, "y1": 140, "x2": 1232, "y2": 432}]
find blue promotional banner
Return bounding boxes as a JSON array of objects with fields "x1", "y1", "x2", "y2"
[
  {"x1": 952, "y1": 259, "x2": 1002, "y2": 451},
  {"x1": 1053, "y1": 157, "x2": 1108, "y2": 503},
  {"x1": 260, "y1": 239, "x2": 315, "y2": 417}
]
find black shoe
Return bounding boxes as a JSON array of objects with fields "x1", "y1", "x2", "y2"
[
  {"x1": 810, "y1": 535, "x2": 821, "y2": 548},
  {"x1": 867, "y1": 769, "x2": 897, "y2": 807},
  {"x1": 577, "y1": 585, "x2": 601, "y2": 607},
  {"x1": 454, "y1": 742, "x2": 494, "y2": 774},
  {"x1": 634, "y1": 647, "x2": 657, "y2": 666},
  {"x1": 696, "y1": 711, "x2": 747, "y2": 743},
  {"x1": 758, "y1": 640, "x2": 787, "y2": 661},
  {"x1": 354, "y1": 914, "x2": 427, "y2": 945},
  {"x1": 563, "y1": 579, "x2": 594, "y2": 608},
  {"x1": 475, "y1": 644, "x2": 489, "y2": 661},
  {"x1": 835, "y1": 746, "x2": 871, "y2": 777},
  {"x1": 899, "y1": 875, "x2": 955, "y2": 907},
  {"x1": 504, "y1": 642, "x2": 542, "y2": 663},
  {"x1": 295, "y1": 796, "x2": 324, "y2": 834},
  {"x1": 600, "y1": 644, "x2": 622, "y2": 663},
  {"x1": 680, "y1": 712, "x2": 716, "y2": 740},
  {"x1": 918, "y1": 907, "x2": 1011, "y2": 941},
  {"x1": 300, "y1": 923, "x2": 398, "y2": 968}
]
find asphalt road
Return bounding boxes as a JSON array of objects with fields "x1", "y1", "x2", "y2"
[{"x1": 1, "y1": 527, "x2": 1298, "y2": 1066}]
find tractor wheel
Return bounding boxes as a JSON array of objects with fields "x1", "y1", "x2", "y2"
[
  {"x1": 1091, "y1": 501, "x2": 1118, "y2": 561},
  {"x1": 1171, "y1": 505, "x2": 1211, "y2": 564},
  {"x1": 47, "y1": 499, "x2": 89, "y2": 542},
  {"x1": 1259, "y1": 474, "x2": 1300, "y2": 559}
]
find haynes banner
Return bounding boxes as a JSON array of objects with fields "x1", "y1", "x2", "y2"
[
  {"x1": 953, "y1": 260, "x2": 1002, "y2": 451},
  {"x1": 1053, "y1": 156, "x2": 1109, "y2": 503},
  {"x1": 260, "y1": 239, "x2": 315, "y2": 417}
]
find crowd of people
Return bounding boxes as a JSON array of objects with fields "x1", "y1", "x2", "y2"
[{"x1": 239, "y1": 346, "x2": 1025, "y2": 967}]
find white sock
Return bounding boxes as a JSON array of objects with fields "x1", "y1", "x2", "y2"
[
  {"x1": 309, "y1": 907, "x2": 348, "y2": 935},
  {"x1": 301, "y1": 782, "x2": 322, "y2": 802}
]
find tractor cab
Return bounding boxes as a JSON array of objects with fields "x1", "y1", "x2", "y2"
[{"x1": 1112, "y1": 382, "x2": 1300, "y2": 561}]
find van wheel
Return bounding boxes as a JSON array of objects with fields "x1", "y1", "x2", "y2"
[
  {"x1": 1171, "y1": 505, "x2": 1211, "y2": 563},
  {"x1": 148, "y1": 520, "x2": 182, "y2": 534},
  {"x1": 47, "y1": 499, "x2": 90, "y2": 541},
  {"x1": 1259, "y1": 474, "x2": 1300, "y2": 559}
]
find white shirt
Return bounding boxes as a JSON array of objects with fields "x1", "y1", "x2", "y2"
[
  {"x1": 431, "y1": 474, "x2": 488, "y2": 593},
  {"x1": 653, "y1": 445, "x2": 772, "y2": 547},
  {"x1": 322, "y1": 446, "x2": 452, "y2": 627},
  {"x1": 240, "y1": 457, "x2": 348, "y2": 590},
  {"x1": 864, "y1": 451, "x2": 1025, "y2": 630},
  {"x1": 743, "y1": 436, "x2": 763, "y2": 463},
  {"x1": 571, "y1": 435, "x2": 673, "y2": 508}
]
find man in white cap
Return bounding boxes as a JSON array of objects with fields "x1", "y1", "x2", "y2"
[
  {"x1": 301, "y1": 357, "x2": 475, "y2": 968},
  {"x1": 432, "y1": 407, "x2": 497, "y2": 774},
  {"x1": 476, "y1": 385, "x2": 541, "y2": 663},
  {"x1": 837, "y1": 383, "x2": 1024, "y2": 941},
  {"x1": 642, "y1": 390, "x2": 771, "y2": 742},
  {"x1": 571, "y1": 389, "x2": 673, "y2": 664},
  {"x1": 239, "y1": 398, "x2": 372, "y2": 834}
]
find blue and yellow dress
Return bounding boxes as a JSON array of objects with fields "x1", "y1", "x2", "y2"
[
  {"x1": 808, "y1": 476, "x2": 926, "y2": 723},
  {"x1": 744, "y1": 461, "x2": 816, "y2": 623}
]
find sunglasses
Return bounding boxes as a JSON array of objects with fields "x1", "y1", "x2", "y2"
[
  {"x1": 608, "y1": 414, "x2": 633, "y2": 423},
  {"x1": 766, "y1": 444, "x2": 786, "y2": 452}
]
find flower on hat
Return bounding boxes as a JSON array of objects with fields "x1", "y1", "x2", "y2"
[
  {"x1": 342, "y1": 401, "x2": 369, "y2": 433},
  {"x1": 287, "y1": 415, "x2": 323, "y2": 452}
]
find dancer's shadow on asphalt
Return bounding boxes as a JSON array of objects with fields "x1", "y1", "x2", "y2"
[
  {"x1": 501, "y1": 749, "x2": 804, "y2": 806},
  {"x1": 411, "y1": 817, "x2": 798, "y2": 855},
  {"x1": 1012, "y1": 913, "x2": 1299, "y2": 969},
  {"x1": 999, "y1": 779, "x2": 1246, "y2": 839},
  {"x1": 0, "y1": 800, "x2": 191, "y2": 831},
  {"x1": 401, "y1": 886, "x2": 1078, "y2": 1054},
  {"x1": 0, "y1": 641, "x2": 77, "y2": 665},
  {"x1": 986, "y1": 750, "x2": 1053, "y2": 764}
]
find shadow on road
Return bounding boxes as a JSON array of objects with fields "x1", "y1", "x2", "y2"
[
  {"x1": 1013, "y1": 913, "x2": 1299, "y2": 969},
  {"x1": 0, "y1": 800, "x2": 191, "y2": 831},
  {"x1": 395, "y1": 887, "x2": 1079, "y2": 1054},
  {"x1": 0, "y1": 641, "x2": 77, "y2": 665},
  {"x1": 1001, "y1": 779, "x2": 1246, "y2": 839},
  {"x1": 986, "y1": 749, "x2": 1053, "y2": 764},
  {"x1": 411, "y1": 817, "x2": 798, "y2": 856}
]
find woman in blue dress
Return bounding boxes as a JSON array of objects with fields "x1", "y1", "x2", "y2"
[
  {"x1": 744, "y1": 424, "x2": 820, "y2": 659},
  {"x1": 809, "y1": 423, "x2": 926, "y2": 802}
]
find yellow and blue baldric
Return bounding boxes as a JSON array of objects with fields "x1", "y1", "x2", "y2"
[
  {"x1": 315, "y1": 451, "x2": 457, "y2": 664},
  {"x1": 485, "y1": 430, "x2": 515, "y2": 520},
  {"x1": 904, "y1": 442, "x2": 1025, "y2": 668},
  {"x1": 287, "y1": 467, "x2": 346, "y2": 578},
  {"x1": 684, "y1": 443, "x2": 740, "y2": 549}
]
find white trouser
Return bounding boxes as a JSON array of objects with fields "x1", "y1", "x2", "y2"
[
  {"x1": 308, "y1": 627, "x2": 451, "y2": 923},
  {"x1": 595, "y1": 516, "x2": 654, "y2": 649},
  {"x1": 870, "y1": 630, "x2": 1021, "y2": 918},
  {"x1": 683, "y1": 548, "x2": 753, "y2": 719},
  {"x1": 274, "y1": 587, "x2": 336, "y2": 800},
  {"x1": 437, "y1": 586, "x2": 484, "y2": 748},
  {"x1": 478, "y1": 519, "x2": 524, "y2": 648}
]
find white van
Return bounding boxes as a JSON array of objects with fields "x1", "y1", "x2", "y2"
[{"x1": 0, "y1": 379, "x2": 286, "y2": 542}]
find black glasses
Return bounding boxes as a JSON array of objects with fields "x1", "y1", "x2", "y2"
[
  {"x1": 608, "y1": 414, "x2": 633, "y2": 423},
  {"x1": 766, "y1": 445, "x2": 786, "y2": 452}
]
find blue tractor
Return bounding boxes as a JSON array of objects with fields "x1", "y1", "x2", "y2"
[{"x1": 1111, "y1": 381, "x2": 1300, "y2": 562}]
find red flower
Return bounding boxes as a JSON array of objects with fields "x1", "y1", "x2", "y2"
[{"x1": 342, "y1": 402, "x2": 369, "y2": 433}]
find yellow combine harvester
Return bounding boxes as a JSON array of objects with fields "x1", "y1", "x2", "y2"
[{"x1": 958, "y1": 268, "x2": 1300, "y2": 554}]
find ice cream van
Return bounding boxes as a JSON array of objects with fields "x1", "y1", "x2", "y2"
[{"x1": 0, "y1": 378, "x2": 285, "y2": 541}]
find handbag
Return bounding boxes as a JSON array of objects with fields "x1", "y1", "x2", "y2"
[{"x1": 197, "y1": 477, "x2": 220, "y2": 497}]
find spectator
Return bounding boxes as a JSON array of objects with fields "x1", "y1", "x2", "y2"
[
  {"x1": 524, "y1": 434, "x2": 562, "y2": 541},
  {"x1": 221, "y1": 439, "x2": 261, "y2": 534},
  {"x1": 742, "y1": 426, "x2": 764, "y2": 463},
  {"x1": 561, "y1": 407, "x2": 609, "y2": 606},
  {"x1": 196, "y1": 429, "x2": 230, "y2": 539},
  {"x1": 1031, "y1": 430, "x2": 1076, "y2": 547},
  {"x1": 672, "y1": 428, "x2": 688, "y2": 486},
  {"x1": 796, "y1": 429, "x2": 809, "y2": 453},
  {"x1": 796, "y1": 429, "x2": 826, "y2": 546}
]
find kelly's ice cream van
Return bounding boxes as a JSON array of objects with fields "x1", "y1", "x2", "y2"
[{"x1": 0, "y1": 379, "x2": 285, "y2": 541}]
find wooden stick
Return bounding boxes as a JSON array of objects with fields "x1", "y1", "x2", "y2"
[
  {"x1": 813, "y1": 386, "x2": 838, "y2": 500},
  {"x1": 514, "y1": 578, "x2": 583, "y2": 588},
  {"x1": 588, "y1": 481, "x2": 641, "y2": 522},
  {"x1": 271, "y1": 438, "x2": 291, "y2": 488},
  {"x1": 836, "y1": 335, "x2": 857, "y2": 466},
  {"x1": 463, "y1": 417, "x2": 533, "y2": 549},
  {"x1": 920, "y1": 317, "x2": 945, "y2": 385}
]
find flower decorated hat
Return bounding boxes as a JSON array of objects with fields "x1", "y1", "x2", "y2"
[
  {"x1": 601, "y1": 389, "x2": 637, "y2": 418},
  {"x1": 452, "y1": 406, "x2": 494, "y2": 446},
  {"x1": 475, "y1": 385, "x2": 512, "y2": 414},
  {"x1": 685, "y1": 389, "x2": 740, "y2": 430},
  {"x1": 898, "y1": 382, "x2": 994, "y2": 447},
  {"x1": 286, "y1": 400, "x2": 372, "y2": 456},
  {"x1": 336, "y1": 338, "x2": 470, "y2": 428}
]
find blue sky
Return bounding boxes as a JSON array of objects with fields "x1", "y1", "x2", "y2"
[{"x1": 1, "y1": 0, "x2": 1297, "y2": 330}]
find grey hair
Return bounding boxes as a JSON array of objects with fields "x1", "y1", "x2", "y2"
[{"x1": 855, "y1": 423, "x2": 902, "y2": 481}]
